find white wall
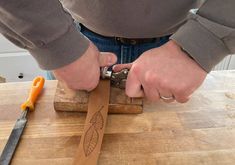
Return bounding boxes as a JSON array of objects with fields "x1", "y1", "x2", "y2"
[
  {"x1": 228, "y1": 55, "x2": 235, "y2": 69},
  {"x1": 213, "y1": 55, "x2": 235, "y2": 70},
  {"x1": 0, "y1": 35, "x2": 46, "y2": 82},
  {"x1": 0, "y1": 35, "x2": 26, "y2": 53}
]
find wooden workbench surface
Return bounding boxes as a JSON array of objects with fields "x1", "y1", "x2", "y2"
[{"x1": 0, "y1": 70, "x2": 235, "y2": 165}]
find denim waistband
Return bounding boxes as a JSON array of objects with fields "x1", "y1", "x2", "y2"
[{"x1": 80, "y1": 24, "x2": 171, "y2": 45}]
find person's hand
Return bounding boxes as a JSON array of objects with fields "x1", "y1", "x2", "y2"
[
  {"x1": 53, "y1": 42, "x2": 117, "y2": 91},
  {"x1": 113, "y1": 40, "x2": 207, "y2": 103}
]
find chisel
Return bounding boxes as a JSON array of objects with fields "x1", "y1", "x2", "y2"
[{"x1": 0, "y1": 76, "x2": 45, "y2": 165}]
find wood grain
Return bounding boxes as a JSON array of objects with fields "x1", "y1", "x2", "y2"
[
  {"x1": 54, "y1": 81, "x2": 143, "y2": 114},
  {"x1": 0, "y1": 71, "x2": 235, "y2": 165}
]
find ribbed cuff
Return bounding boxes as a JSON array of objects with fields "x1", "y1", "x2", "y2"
[
  {"x1": 28, "y1": 25, "x2": 89, "y2": 70},
  {"x1": 170, "y1": 19, "x2": 229, "y2": 72}
]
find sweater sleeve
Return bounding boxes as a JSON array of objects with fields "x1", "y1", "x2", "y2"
[
  {"x1": 170, "y1": 0, "x2": 235, "y2": 72},
  {"x1": 0, "y1": 0, "x2": 89, "y2": 70}
]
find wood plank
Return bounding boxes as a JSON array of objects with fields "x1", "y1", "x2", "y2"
[
  {"x1": 54, "y1": 81, "x2": 143, "y2": 114},
  {"x1": 0, "y1": 71, "x2": 235, "y2": 165},
  {"x1": 0, "y1": 76, "x2": 5, "y2": 83}
]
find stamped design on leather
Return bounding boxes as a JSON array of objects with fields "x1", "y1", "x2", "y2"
[{"x1": 83, "y1": 106, "x2": 104, "y2": 157}]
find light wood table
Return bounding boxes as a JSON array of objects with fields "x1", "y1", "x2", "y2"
[{"x1": 0, "y1": 70, "x2": 235, "y2": 165}]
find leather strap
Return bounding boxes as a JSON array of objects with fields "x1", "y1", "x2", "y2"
[{"x1": 73, "y1": 80, "x2": 110, "y2": 165}]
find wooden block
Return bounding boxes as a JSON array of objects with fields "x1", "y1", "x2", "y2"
[
  {"x1": 54, "y1": 81, "x2": 143, "y2": 114},
  {"x1": 0, "y1": 76, "x2": 5, "y2": 83}
]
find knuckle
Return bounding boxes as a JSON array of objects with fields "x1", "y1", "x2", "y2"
[
  {"x1": 87, "y1": 80, "x2": 99, "y2": 90},
  {"x1": 125, "y1": 87, "x2": 144, "y2": 98},
  {"x1": 158, "y1": 78, "x2": 170, "y2": 89},
  {"x1": 144, "y1": 71, "x2": 157, "y2": 86},
  {"x1": 131, "y1": 64, "x2": 141, "y2": 75},
  {"x1": 176, "y1": 97, "x2": 189, "y2": 103},
  {"x1": 86, "y1": 85, "x2": 95, "y2": 91},
  {"x1": 173, "y1": 84, "x2": 191, "y2": 103},
  {"x1": 79, "y1": 77, "x2": 99, "y2": 91},
  {"x1": 174, "y1": 83, "x2": 188, "y2": 95},
  {"x1": 126, "y1": 89, "x2": 135, "y2": 97}
]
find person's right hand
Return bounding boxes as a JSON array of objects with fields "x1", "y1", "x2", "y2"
[{"x1": 53, "y1": 42, "x2": 117, "y2": 91}]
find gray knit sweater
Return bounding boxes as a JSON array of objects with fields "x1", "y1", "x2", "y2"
[{"x1": 0, "y1": 0, "x2": 234, "y2": 72}]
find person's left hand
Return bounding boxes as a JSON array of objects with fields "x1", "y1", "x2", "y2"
[{"x1": 113, "y1": 40, "x2": 207, "y2": 103}]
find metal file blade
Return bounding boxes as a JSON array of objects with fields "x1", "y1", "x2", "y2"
[
  {"x1": 0, "y1": 76, "x2": 44, "y2": 165},
  {"x1": 0, "y1": 109, "x2": 28, "y2": 165}
]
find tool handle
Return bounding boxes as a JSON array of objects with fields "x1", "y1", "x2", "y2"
[{"x1": 21, "y1": 76, "x2": 45, "y2": 111}]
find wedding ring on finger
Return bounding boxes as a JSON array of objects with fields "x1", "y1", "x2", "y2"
[{"x1": 160, "y1": 95, "x2": 175, "y2": 101}]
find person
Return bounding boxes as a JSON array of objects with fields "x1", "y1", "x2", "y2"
[{"x1": 0, "y1": 0, "x2": 234, "y2": 103}]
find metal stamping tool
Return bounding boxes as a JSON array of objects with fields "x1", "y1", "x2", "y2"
[{"x1": 101, "y1": 67, "x2": 129, "y2": 89}]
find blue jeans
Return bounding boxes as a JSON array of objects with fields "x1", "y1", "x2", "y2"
[{"x1": 47, "y1": 24, "x2": 170, "y2": 79}]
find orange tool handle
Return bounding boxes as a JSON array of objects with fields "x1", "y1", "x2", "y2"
[{"x1": 21, "y1": 76, "x2": 45, "y2": 111}]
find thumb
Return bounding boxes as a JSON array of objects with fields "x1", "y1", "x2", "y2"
[
  {"x1": 112, "y1": 63, "x2": 133, "y2": 72},
  {"x1": 98, "y1": 52, "x2": 117, "y2": 67}
]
